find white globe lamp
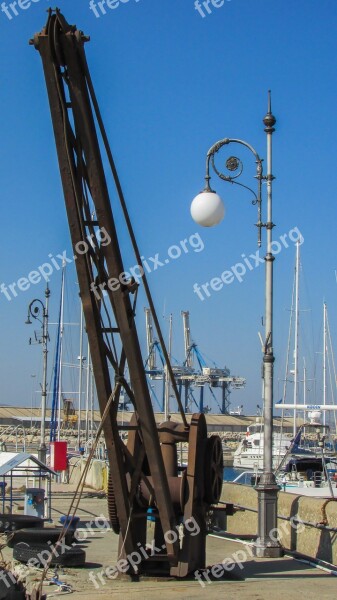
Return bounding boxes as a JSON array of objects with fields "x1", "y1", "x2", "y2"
[{"x1": 190, "y1": 190, "x2": 225, "y2": 227}]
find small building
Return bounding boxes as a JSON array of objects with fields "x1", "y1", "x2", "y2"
[{"x1": 0, "y1": 452, "x2": 56, "y2": 519}]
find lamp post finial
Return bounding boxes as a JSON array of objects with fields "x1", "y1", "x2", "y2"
[{"x1": 263, "y1": 90, "x2": 276, "y2": 131}]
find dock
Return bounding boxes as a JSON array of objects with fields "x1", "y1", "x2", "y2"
[{"x1": 2, "y1": 487, "x2": 336, "y2": 599}]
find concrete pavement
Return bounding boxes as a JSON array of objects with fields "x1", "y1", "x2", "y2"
[{"x1": 3, "y1": 493, "x2": 336, "y2": 599}]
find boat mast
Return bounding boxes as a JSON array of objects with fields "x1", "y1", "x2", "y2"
[
  {"x1": 78, "y1": 305, "x2": 84, "y2": 448},
  {"x1": 323, "y1": 302, "x2": 327, "y2": 427},
  {"x1": 57, "y1": 261, "x2": 66, "y2": 441},
  {"x1": 293, "y1": 241, "x2": 300, "y2": 437},
  {"x1": 90, "y1": 359, "x2": 94, "y2": 440},
  {"x1": 85, "y1": 339, "x2": 91, "y2": 442},
  {"x1": 303, "y1": 357, "x2": 306, "y2": 433},
  {"x1": 326, "y1": 307, "x2": 337, "y2": 433},
  {"x1": 164, "y1": 314, "x2": 173, "y2": 420}
]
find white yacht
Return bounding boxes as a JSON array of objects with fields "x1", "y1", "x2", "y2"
[{"x1": 233, "y1": 421, "x2": 292, "y2": 470}]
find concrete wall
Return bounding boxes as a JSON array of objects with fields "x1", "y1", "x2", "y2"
[
  {"x1": 221, "y1": 483, "x2": 337, "y2": 565},
  {"x1": 68, "y1": 457, "x2": 108, "y2": 491}
]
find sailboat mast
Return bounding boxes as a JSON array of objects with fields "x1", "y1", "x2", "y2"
[
  {"x1": 323, "y1": 302, "x2": 327, "y2": 427},
  {"x1": 57, "y1": 262, "x2": 66, "y2": 441},
  {"x1": 303, "y1": 357, "x2": 307, "y2": 435},
  {"x1": 78, "y1": 305, "x2": 84, "y2": 448},
  {"x1": 90, "y1": 361, "x2": 94, "y2": 440},
  {"x1": 85, "y1": 340, "x2": 91, "y2": 442},
  {"x1": 293, "y1": 241, "x2": 300, "y2": 436},
  {"x1": 164, "y1": 314, "x2": 173, "y2": 420}
]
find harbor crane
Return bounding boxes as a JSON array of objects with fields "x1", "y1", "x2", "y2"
[
  {"x1": 145, "y1": 308, "x2": 246, "y2": 413},
  {"x1": 144, "y1": 308, "x2": 196, "y2": 412},
  {"x1": 144, "y1": 307, "x2": 166, "y2": 410},
  {"x1": 180, "y1": 310, "x2": 244, "y2": 414},
  {"x1": 31, "y1": 10, "x2": 225, "y2": 578}
]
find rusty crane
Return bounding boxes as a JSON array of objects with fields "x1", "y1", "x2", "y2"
[{"x1": 30, "y1": 9, "x2": 225, "y2": 578}]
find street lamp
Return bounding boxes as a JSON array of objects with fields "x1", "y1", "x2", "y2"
[
  {"x1": 191, "y1": 92, "x2": 282, "y2": 558},
  {"x1": 26, "y1": 285, "x2": 50, "y2": 464}
]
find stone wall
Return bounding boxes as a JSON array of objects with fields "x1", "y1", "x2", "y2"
[{"x1": 221, "y1": 483, "x2": 337, "y2": 565}]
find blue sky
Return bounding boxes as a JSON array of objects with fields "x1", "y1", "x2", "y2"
[{"x1": 0, "y1": 0, "x2": 336, "y2": 416}]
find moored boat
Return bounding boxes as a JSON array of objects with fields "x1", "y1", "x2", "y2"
[{"x1": 233, "y1": 420, "x2": 293, "y2": 470}]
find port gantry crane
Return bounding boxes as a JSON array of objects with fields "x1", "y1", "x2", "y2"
[
  {"x1": 31, "y1": 10, "x2": 225, "y2": 578},
  {"x1": 145, "y1": 307, "x2": 246, "y2": 414},
  {"x1": 181, "y1": 311, "x2": 246, "y2": 414},
  {"x1": 144, "y1": 308, "x2": 198, "y2": 413}
]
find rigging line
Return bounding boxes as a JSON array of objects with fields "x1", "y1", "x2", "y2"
[
  {"x1": 299, "y1": 322, "x2": 314, "y2": 368},
  {"x1": 199, "y1": 350, "x2": 219, "y2": 367},
  {"x1": 98, "y1": 289, "x2": 121, "y2": 365},
  {"x1": 281, "y1": 259, "x2": 296, "y2": 440},
  {"x1": 78, "y1": 48, "x2": 188, "y2": 429},
  {"x1": 313, "y1": 316, "x2": 324, "y2": 404},
  {"x1": 326, "y1": 348, "x2": 336, "y2": 431},
  {"x1": 84, "y1": 243, "x2": 120, "y2": 364},
  {"x1": 78, "y1": 157, "x2": 108, "y2": 272},
  {"x1": 50, "y1": 281, "x2": 62, "y2": 442},
  {"x1": 63, "y1": 275, "x2": 76, "y2": 394},
  {"x1": 48, "y1": 21, "x2": 123, "y2": 420},
  {"x1": 210, "y1": 386, "x2": 222, "y2": 413},
  {"x1": 59, "y1": 117, "x2": 123, "y2": 372},
  {"x1": 282, "y1": 271, "x2": 295, "y2": 404},
  {"x1": 49, "y1": 12, "x2": 187, "y2": 426},
  {"x1": 51, "y1": 50, "x2": 120, "y2": 373},
  {"x1": 50, "y1": 26, "x2": 102, "y2": 312},
  {"x1": 38, "y1": 381, "x2": 119, "y2": 595},
  {"x1": 99, "y1": 308, "x2": 119, "y2": 369},
  {"x1": 326, "y1": 310, "x2": 337, "y2": 433},
  {"x1": 188, "y1": 387, "x2": 199, "y2": 410},
  {"x1": 301, "y1": 251, "x2": 316, "y2": 365}
]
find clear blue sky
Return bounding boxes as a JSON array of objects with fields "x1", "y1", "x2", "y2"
[{"x1": 0, "y1": 0, "x2": 336, "y2": 416}]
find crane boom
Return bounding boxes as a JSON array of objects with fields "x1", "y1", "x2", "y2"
[
  {"x1": 181, "y1": 310, "x2": 193, "y2": 369},
  {"x1": 145, "y1": 308, "x2": 157, "y2": 371},
  {"x1": 30, "y1": 9, "x2": 224, "y2": 578}
]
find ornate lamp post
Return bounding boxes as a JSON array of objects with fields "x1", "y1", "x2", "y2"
[
  {"x1": 190, "y1": 93, "x2": 282, "y2": 558},
  {"x1": 26, "y1": 285, "x2": 50, "y2": 464}
]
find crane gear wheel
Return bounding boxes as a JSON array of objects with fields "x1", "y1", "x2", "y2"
[
  {"x1": 107, "y1": 473, "x2": 120, "y2": 534},
  {"x1": 204, "y1": 436, "x2": 223, "y2": 504}
]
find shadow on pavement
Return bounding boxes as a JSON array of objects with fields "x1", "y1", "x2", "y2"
[{"x1": 241, "y1": 558, "x2": 330, "y2": 579}]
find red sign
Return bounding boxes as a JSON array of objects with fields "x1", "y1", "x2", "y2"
[{"x1": 50, "y1": 441, "x2": 68, "y2": 471}]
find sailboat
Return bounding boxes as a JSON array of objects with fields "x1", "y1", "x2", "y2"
[
  {"x1": 50, "y1": 264, "x2": 90, "y2": 448},
  {"x1": 50, "y1": 261, "x2": 66, "y2": 442},
  {"x1": 274, "y1": 246, "x2": 337, "y2": 496},
  {"x1": 234, "y1": 242, "x2": 302, "y2": 471},
  {"x1": 234, "y1": 243, "x2": 337, "y2": 476}
]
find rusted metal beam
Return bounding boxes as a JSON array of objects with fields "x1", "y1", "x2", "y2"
[
  {"x1": 30, "y1": 10, "x2": 225, "y2": 577},
  {"x1": 31, "y1": 10, "x2": 179, "y2": 566}
]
